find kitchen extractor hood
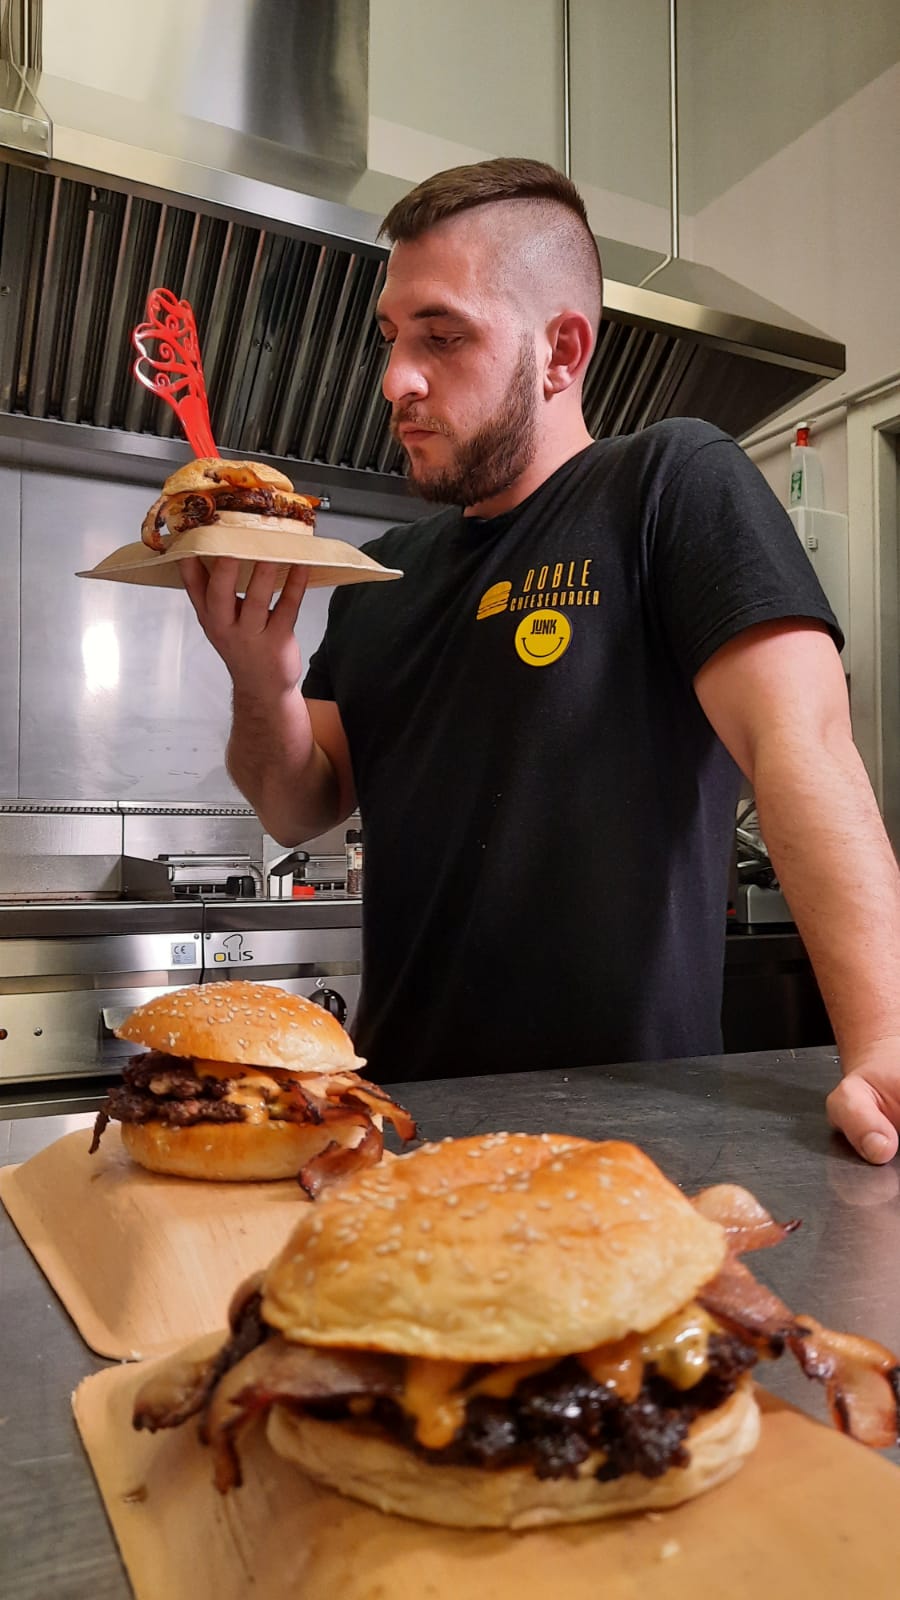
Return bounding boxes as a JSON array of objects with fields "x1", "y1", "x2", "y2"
[{"x1": 0, "y1": 0, "x2": 845, "y2": 512}]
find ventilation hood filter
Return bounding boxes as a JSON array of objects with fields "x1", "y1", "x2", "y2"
[{"x1": 0, "y1": 0, "x2": 845, "y2": 505}]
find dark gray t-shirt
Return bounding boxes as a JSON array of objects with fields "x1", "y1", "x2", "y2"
[{"x1": 304, "y1": 420, "x2": 840, "y2": 1082}]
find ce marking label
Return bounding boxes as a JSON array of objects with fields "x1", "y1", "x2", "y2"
[{"x1": 214, "y1": 932, "x2": 255, "y2": 964}]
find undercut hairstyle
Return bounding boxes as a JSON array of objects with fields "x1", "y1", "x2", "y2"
[{"x1": 379, "y1": 157, "x2": 604, "y2": 331}]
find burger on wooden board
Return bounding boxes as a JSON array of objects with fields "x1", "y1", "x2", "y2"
[
  {"x1": 140, "y1": 458, "x2": 320, "y2": 553},
  {"x1": 132, "y1": 1133, "x2": 900, "y2": 1527},
  {"x1": 90, "y1": 982, "x2": 415, "y2": 1185}
]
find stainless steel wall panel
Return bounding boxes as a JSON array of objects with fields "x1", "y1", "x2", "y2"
[
  {"x1": 0, "y1": 464, "x2": 20, "y2": 797},
  {"x1": 19, "y1": 470, "x2": 242, "y2": 801},
  {"x1": 121, "y1": 810, "x2": 262, "y2": 867},
  {"x1": 13, "y1": 465, "x2": 393, "y2": 803}
]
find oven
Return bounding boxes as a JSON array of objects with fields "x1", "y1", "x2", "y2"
[{"x1": 202, "y1": 900, "x2": 362, "y2": 1030}]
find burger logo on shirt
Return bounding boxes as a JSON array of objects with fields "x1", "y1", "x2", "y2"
[
  {"x1": 514, "y1": 610, "x2": 572, "y2": 666},
  {"x1": 476, "y1": 581, "x2": 512, "y2": 619}
]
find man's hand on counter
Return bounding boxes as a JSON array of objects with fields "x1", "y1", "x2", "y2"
[{"x1": 826, "y1": 1041, "x2": 900, "y2": 1164}]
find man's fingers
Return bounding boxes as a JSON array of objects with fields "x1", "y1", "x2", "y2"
[
  {"x1": 204, "y1": 557, "x2": 243, "y2": 626},
  {"x1": 269, "y1": 564, "x2": 309, "y2": 634},
  {"x1": 826, "y1": 1074, "x2": 899, "y2": 1164},
  {"x1": 238, "y1": 562, "x2": 284, "y2": 629},
  {"x1": 179, "y1": 556, "x2": 209, "y2": 616}
]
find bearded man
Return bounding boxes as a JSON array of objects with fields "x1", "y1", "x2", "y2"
[{"x1": 182, "y1": 157, "x2": 900, "y2": 1166}]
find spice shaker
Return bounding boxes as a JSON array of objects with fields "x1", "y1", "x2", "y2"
[{"x1": 345, "y1": 828, "x2": 363, "y2": 897}]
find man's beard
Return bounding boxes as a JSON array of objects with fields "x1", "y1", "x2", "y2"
[{"x1": 393, "y1": 336, "x2": 538, "y2": 508}]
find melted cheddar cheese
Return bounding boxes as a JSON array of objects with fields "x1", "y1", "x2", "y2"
[
  {"x1": 192, "y1": 1060, "x2": 285, "y2": 1124},
  {"x1": 398, "y1": 1303, "x2": 719, "y2": 1449}
]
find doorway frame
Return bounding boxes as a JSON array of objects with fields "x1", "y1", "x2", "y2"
[{"x1": 846, "y1": 383, "x2": 900, "y2": 844}]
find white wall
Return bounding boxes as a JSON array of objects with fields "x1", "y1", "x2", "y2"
[
  {"x1": 687, "y1": 61, "x2": 900, "y2": 798},
  {"x1": 690, "y1": 61, "x2": 900, "y2": 518}
]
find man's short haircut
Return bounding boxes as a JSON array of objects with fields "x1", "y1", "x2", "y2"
[{"x1": 379, "y1": 157, "x2": 603, "y2": 328}]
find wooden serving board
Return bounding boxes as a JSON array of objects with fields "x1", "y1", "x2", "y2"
[
  {"x1": 73, "y1": 1358, "x2": 900, "y2": 1600},
  {"x1": 77, "y1": 523, "x2": 403, "y2": 591},
  {"x1": 0, "y1": 1127, "x2": 309, "y2": 1359}
]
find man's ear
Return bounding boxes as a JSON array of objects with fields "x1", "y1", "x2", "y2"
[{"x1": 542, "y1": 310, "x2": 595, "y2": 396}]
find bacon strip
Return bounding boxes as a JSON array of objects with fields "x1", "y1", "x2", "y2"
[
  {"x1": 275, "y1": 1078, "x2": 324, "y2": 1125},
  {"x1": 297, "y1": 1120, "x2": 384, "y2": 1199},
  {"x1": 698, "y1": 1255, "x2": 797, "y2": 1355},
  {"x1": 134, "y1": 1285, "x2": 267, "y2": 1436},
  {"x1": 333, "y1": 1076, "x2": 417, "y2": 1141},
  {"x1": 88, "y1": 1107, "x2": 109, "y2": 1154},
  {"x1": 133, "y1": 1342, "x2": 229, "y2": 1434},
  {"x1": 788, "y1": 1317, "x2": 900, "y2": 1449},
  {"x1": 699, "y1": 1255, "x2": 900, "y2": 1447},
  {"x1": 201, "y1": 1336, "x2": 402, "y2": 1491},
  {"x1": 692, "y1": 1184, "x2": 800, "y2": 1252}
]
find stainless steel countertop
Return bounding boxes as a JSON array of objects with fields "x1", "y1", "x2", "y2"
[{"x1": 2, "y1": 1046, "x2": 899, "y2": 1598}]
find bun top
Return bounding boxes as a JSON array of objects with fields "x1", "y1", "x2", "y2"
[
  {"x1": 262, "y1": 1134, "x2": 727, "y2": 1362},
  {"x1": 116, "y1": 981, "x2": 364, "y2": 1074},
  {"x1": 162, "y1": 458, "x2": 295, "y2": 496}
]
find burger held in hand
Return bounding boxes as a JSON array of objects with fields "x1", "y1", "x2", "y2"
[
  {"x1": 141, "y1": 458, "x2": 320, "y2": 552},
  {"x1": 90, "y1": 981, "x2": 415, "y2": 1185},
  {"x1": 133, "y1": 1133, "x2": 900, "y2": 1527}
]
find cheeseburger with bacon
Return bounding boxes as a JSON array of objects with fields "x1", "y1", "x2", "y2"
[
  {"x1": 90, "y1": 982, "x2": 415, "y2": 1185},
  {"x1": 141, "y1": 458, "x2": 319, "y2": 553},
  {"x1": 133, "y1": 1133, "x2": 900, "y2": 1527}
]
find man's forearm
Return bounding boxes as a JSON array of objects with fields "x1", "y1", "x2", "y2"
[
  {"x1": 227, "y1": 686, "x2": 341, "y2": 844},
  {"x1": 754, "y1": 730, "x2": 900, "y2": 1058}
]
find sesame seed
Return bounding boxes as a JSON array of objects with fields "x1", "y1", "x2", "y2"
[
  {"x1": 445, "y1": 1194, "x2": 460, "y2": 1208},
  {"x1": 564, "y1": 1190, "x2": 578, "y2": 1201},
  {"x1": 332, "y1": 1260, "x2": 350, "y2": 1275},
  {"x1": 415, "y1": 1250, "x2": 432, "y2": 1265},
  {"x1": 535, "y1": 1199, "x2": 552, "y2": 1211},
  {"x1": 418, "y1": 1219, "x2": 433, "y2": 1233},
  {"x1": 491, "y1": 1269, "x2": 511, "y2": 1284}
]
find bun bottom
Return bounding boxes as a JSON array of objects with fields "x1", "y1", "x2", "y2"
[
  {"x1": 164, "y1": 510, "x2": 314, "y2": 543},
  {"x1": 266, "y1": 1378, "x2": 760, "y2": 1529},
  {"x1": 120, "y1": 1117, "x2": 365, "y2": 1183}
]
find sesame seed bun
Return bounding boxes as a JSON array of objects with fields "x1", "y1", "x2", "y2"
[
  {"x1": 120, "y1": 1115, "x2": 371, "y2": 1185},
  {"x1": 266, "y1": 1378, "x2": 760, "y2": 1529},
  {"x1": 261, "y1": 1134, "x2": 728, "y2": 1362},
  {"x1": 115, "y1": 982, "x2": 364, "y2": 1074},
  {"x1": 162, "y1": 458, "x2": 295, "y2": 495}
]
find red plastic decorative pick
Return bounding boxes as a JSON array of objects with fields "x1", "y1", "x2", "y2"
[{"x1": 132, "y1": 287, "x2": 218, "y2": 458}]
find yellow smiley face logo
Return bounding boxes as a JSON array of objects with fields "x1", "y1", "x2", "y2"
[{"x1": 514, "y1": 609, "x2": 572, "y2": 666}]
